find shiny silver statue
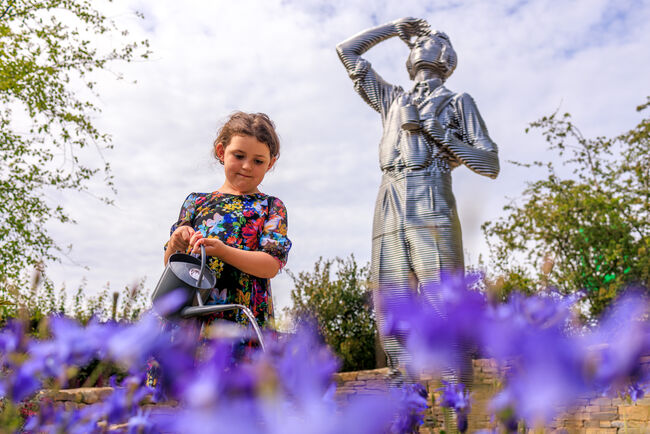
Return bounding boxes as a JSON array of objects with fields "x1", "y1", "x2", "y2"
[{"x1": 336, "y1": 17, "x2": 499, "y2": 382}]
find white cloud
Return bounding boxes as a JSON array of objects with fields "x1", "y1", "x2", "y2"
[{"x1": 43, "y1": 0, "x2": 650, "y2": 313}]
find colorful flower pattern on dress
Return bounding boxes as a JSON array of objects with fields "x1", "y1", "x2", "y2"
[{"x1": 169, "y1": 192, "x2": 291, "y2": 327}]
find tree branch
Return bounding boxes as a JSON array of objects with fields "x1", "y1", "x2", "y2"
[{"x1": 0, "y1": 0, "x2": 14, "y2": 20}]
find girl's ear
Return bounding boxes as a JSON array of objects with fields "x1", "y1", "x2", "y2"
[
  {"x1": 215, "y1": 142, "x2": 225, "y2": 163},
  {"x1": 266, "y1": 156, "x2": 277, "y2": 172}
]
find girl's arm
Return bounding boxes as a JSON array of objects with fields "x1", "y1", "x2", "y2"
[{"x1": 189, "y1": 233, "x2": 280, "y2": 279}]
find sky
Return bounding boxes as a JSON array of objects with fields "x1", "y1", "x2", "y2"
[{"x1": 44, "y1": 0, "x2": 650, "y2": 313}]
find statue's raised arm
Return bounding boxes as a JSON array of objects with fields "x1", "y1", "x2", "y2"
[{"x1": 336, "y1": 18, "x2": 431, "y2": 114}]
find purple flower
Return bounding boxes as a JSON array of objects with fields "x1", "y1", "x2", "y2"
[
  {"x1": 380, "y1": 273, "x2": 650, "y2": 428},
  {"x1": 127, "y1": 409, "x2": 156, "y2": 434},
  {"x1": 7, "y1": 277, "x2": 647, "y2": 434},
  {"x1": 0, "y1": 320, "x2": 24, "y2": 360},
  {"x1": 438, "y1": 380, "x2": 469, "y2": 412},
  {"x1": 103, "y1": 313, "x2": 162, "y2": 367},
  {"x1": 627, "y1": 382, "x2": 646, "y2": 401},
  {"x1": 438, "y1": 381, "x2": 470, "y2": 433},
  {"x1": 152, "y1": 401, "x2": 259, "y2": 434},
  {"x1": 330, "y1": 393, "x2": 403, "y2": 434},
  {"x1": 152, "y1": 288, "x2": 189, "y2": 318},
  {"x1": 388, "y1": 383, "x2": 428, "y2": 434},
  {"x1": 381, "y1": 273, "x2": 488, "y2": 375},
  {"x1": 150, "y1": 323, "x2": 422, "y2": 434},
  {"x1": 24, "y1": 316, "x2": 102, "y2": 386},
  {"x1": 8, "y1": 365, "x2": 42, "y2": 402},
  {"x1": 481, "y1": 291, "x2": 576, "y2": 361},
  {"x1": 583, "y1": 290, "x2": 650, "y2": 391},
  {"x1": 147, "y1": 323, "x2": 201, "y2": 397},
  {"x1": 265, "y1": 324, "x2": 340, "y2": 401},
  {"x1": 24, "y1": 401, "x2": 97, "y2": 434},
  {"x1": 49, "y1": 316, "x2": 101, "y2": 364}
]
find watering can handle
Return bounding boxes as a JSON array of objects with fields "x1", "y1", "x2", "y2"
[{"x1": 197, "y1": 244, "x2": 206, "y2": 289}]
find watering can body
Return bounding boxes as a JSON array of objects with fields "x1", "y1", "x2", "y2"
[
  {"x1": 150, "y1": 245, "x2": 267, "y2": 351},
  {"x1": 151, "y1": 245, "x2": 216, "y2": 319}
]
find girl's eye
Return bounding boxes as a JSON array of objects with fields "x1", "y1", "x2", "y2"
[
  {"x1": 255, "y1": 160, "x2": 264, "y2": 165},
  {"x1": 234, "y1": 154, "x2": 244, "y2": 160}
]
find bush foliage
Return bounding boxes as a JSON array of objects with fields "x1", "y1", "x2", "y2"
[
  {"x1": 483, "y1": 99, "x2": 650, "y2": 319},
  {"x1": 286, "y1": 255, "x2": 378, "y2": 372},
  {"x1": 0, "y1": 270, "x2": 151, "y2": 331}
]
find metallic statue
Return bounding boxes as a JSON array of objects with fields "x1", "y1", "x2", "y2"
[{"x1": 336, "y1": 17, "x2": 500, "y2": 382}]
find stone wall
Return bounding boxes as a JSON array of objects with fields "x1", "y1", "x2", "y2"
[{"x1": 333, "y1": 359, "x2": 650, "y2": 433}]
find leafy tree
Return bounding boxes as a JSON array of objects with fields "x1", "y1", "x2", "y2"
[
  {"x1": 482, "y1": 99, "x2": 649, "y2": 319},
  {"x1": 286, "y1": 255, "x2": 378, "y2": 372},
  {"x1": 0, "y1": 1, "x2": 149, "y2": 289}
]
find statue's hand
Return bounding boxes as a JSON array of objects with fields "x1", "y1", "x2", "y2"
[{"x1": 393, "y1": 17, "x2": 431, "y2": 46}]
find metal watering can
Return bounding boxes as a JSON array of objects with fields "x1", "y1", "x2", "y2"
[{"x1": 151, "y1": 244, "x2": 266, "y2": 351}]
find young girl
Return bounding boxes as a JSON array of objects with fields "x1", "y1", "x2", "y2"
[{"x1": 164, "y1": 111, "x2": 291, "y2": 328}]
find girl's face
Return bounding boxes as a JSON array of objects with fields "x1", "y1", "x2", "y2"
[{"x1": 215, "y1": 134, "x2": 276, "y2": 195}]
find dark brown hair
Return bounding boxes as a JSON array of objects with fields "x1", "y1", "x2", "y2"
[{"x1": 213, "y1": 112, "x2": 280, "y2": 164}]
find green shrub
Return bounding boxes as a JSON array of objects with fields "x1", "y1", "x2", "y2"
[
  {"x1": 482, "y1": 100, "x2": 650, "y2": 320},
  {"x1": 1, "y1": 271, "x2": 150, "y2": 327},
  {"x1": 286, "y1": 255, "x2": 378, "y2": 372}
]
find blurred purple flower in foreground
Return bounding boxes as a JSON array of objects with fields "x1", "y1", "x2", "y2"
[
  {"x1": 5, "y1": 314, "x2": 422, "y2": 433},
  {"x1": 5, "y1": 274, "x2": 649, "y2": 432},
  {"x1": 154, "y1": 324, "x2": 424, "y2": 434},
  {"x1": 381, "y1": 273, "x2": 487, "y2": 376},
  {"x1": 381, "y1": 273, "x2": 650, "y2": 428},
  {"x1": 388, "y1": 383, "x2": 428, "y2": 434}
]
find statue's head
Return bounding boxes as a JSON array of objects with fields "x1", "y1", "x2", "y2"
[{"x1": 405, "y1": 31, "x2": 457, "y2": 81}]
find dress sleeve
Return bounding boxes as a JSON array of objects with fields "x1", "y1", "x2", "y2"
[
  {"x1": 164, "y1": 193, "x2": 197, "y2": 251},
  {"x1": 260, "y1": 197, "x2": 292, "y2": 269}
]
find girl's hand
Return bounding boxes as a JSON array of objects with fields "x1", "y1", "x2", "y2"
[
  {"x1": 169, "y1": 225, "x2": 195, "y2": 253},
  {"x1": 189, "y1": 231, "x2": 279, "y2": 278},
  {"x1": 189, "y1": 232, "x2": 225, "y2": 257}
]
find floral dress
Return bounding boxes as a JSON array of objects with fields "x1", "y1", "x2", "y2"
[{"x1": 168, "y1": 191, "x2": 291, "y2": 328}]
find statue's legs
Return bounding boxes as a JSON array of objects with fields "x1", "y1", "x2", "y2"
[
  {"x1": 371, "y1": 171, "x2": 417, "y2": 374},
  {"x1": 372, "y1": 170, "x2": 472, "y2": 387},
  {"x1": 405, "y1": 225, "x2": 473, "y2": 388},
  {"x1": 372, "y1": 228, "x2": 415, "y2": 374}
]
